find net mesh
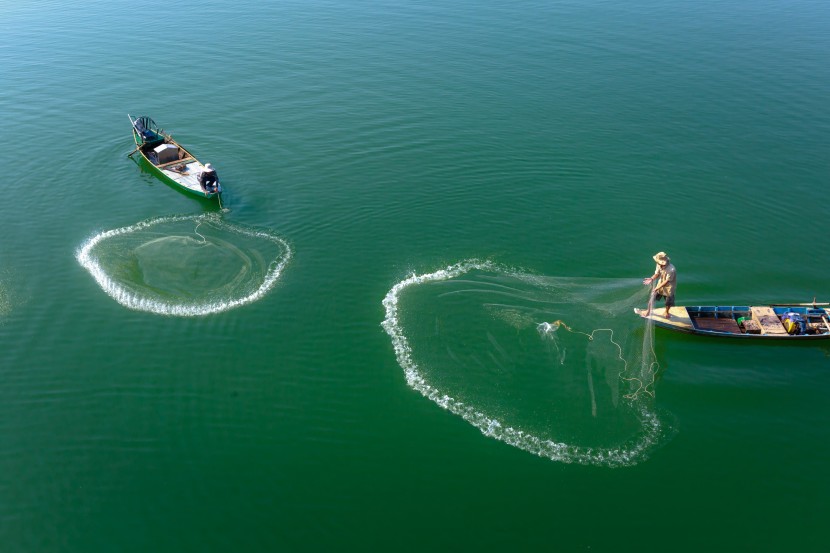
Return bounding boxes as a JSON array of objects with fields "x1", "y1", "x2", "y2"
[{"x1": 382, "y1": 261, "x2": 670, "y2": 467}]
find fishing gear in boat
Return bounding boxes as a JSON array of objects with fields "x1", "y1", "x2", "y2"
[
  {"x1": 635, "y1": 301, "x2": 830, "y2": 339},
  {"x1": 127, "y1": 114, "x2": 225, "y2": 205}
]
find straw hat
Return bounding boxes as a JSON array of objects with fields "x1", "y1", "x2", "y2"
[{"x1": 653, "y1": 252, "x2": 670, "y2": 265}]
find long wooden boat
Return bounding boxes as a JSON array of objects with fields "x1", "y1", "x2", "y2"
[
  {"x1": 635, "y1": 303, "x2": 830, "y2": 340},
  {"x1": 128, "y1": 115, "x2": 222, "y2": 201}
]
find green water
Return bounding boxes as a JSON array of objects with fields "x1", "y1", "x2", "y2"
[{"x1": 2, "y1": 0, "x2": 829, "y2": 550}]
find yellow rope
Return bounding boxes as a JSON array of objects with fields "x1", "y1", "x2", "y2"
[
  {"x1": 541, "y1": 320, "x2": 658, "y2": 400},
  {"x1": 193, "y1": 220, "x2": 207, "y2": 244}
]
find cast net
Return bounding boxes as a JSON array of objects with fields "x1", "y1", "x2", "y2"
[
  {"x1": 382, "y1": 260, "x2": 669, "y2": 467},
  {"x1": 77, "y1": 213, "x2": 291, "y2": 316}
]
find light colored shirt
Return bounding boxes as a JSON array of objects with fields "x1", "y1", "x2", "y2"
[{"x1": 654, "y1": 263, "x2": 677, "y2": 297}]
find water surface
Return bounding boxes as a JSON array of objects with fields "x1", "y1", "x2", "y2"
[{"x1": 2, "y1": 0, "x2": 829, "y2": 551}]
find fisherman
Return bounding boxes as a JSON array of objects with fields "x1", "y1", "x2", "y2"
[
  {"x1": 199, "y1": 163, "x2": 219, "y2": 193},
  {"x1": 641, "y1": 251, "x2": 676, "y2": 319}
]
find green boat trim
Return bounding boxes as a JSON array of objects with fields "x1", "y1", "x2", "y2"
[{"x1": 128, "y1": 115, "x2": 222, "y2": 201}]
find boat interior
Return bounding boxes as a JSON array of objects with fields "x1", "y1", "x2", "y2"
[
  {"x1": 144, "y1": 143, "x2": 194, "y2": 168},
  {"x1": 133, "y1": 116, "x2": 194, "y2": 167},
  {"x1": 687, "y1": 305, "x2": 830, "y2": 335}
]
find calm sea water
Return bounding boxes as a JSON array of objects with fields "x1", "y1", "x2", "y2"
[{"x1": 2, "y1": 0, "x2": 829, "y2": 551}]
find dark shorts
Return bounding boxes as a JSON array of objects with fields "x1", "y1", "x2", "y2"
[{"x1": 655, "y1": 292, "x2": 675, "y2": 308}]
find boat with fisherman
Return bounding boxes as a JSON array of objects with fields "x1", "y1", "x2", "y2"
[
  {"x1": 128, "y1": 115, "x2": 222, "y2": 202},
  {"x1": 635, "y1": 301, "x2": 830, "y2": 340}
]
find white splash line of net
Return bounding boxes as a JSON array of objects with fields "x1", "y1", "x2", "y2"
[
  {"x1": 76, "y1": 213, "x2": 292, "y2": 317},
  {"x1": 0, "y1": 282, "x2": 10, "y2": 318},
  {"x1": 381, "y1": 259, "x2": 664, "y2": 468}
]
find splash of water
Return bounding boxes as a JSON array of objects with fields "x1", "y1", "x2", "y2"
[
  {"x1": 77, "y1": 213, "x2": 292, "y2": 316},
  {"x1": 0, "y1": 282, "x2": 10, "y2": 318},
  {"x1": 381, "y1": 260, "x2": 669, "y2": 468}
]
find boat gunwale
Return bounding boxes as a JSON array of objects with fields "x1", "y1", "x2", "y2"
[
  {"x1": 130, "y1": 126, "x2": 218, "y2": 200},
  {"x1": 643, "y1": 304, "x2": 830, "y2": 340}
]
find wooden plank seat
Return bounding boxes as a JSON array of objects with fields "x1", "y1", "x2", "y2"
[
  {"x1": 740, "y1": 319, "x2": 762, "y2": 333},
  {"x1": 692, "y1": 317, "x2": 743, "y2": 334},
  {"x1": 157, "y1": 157, "x2": 195, "y2": 169},
  {"x1": 750, "y1": 306, "x2": 788, "y2": 335}
]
